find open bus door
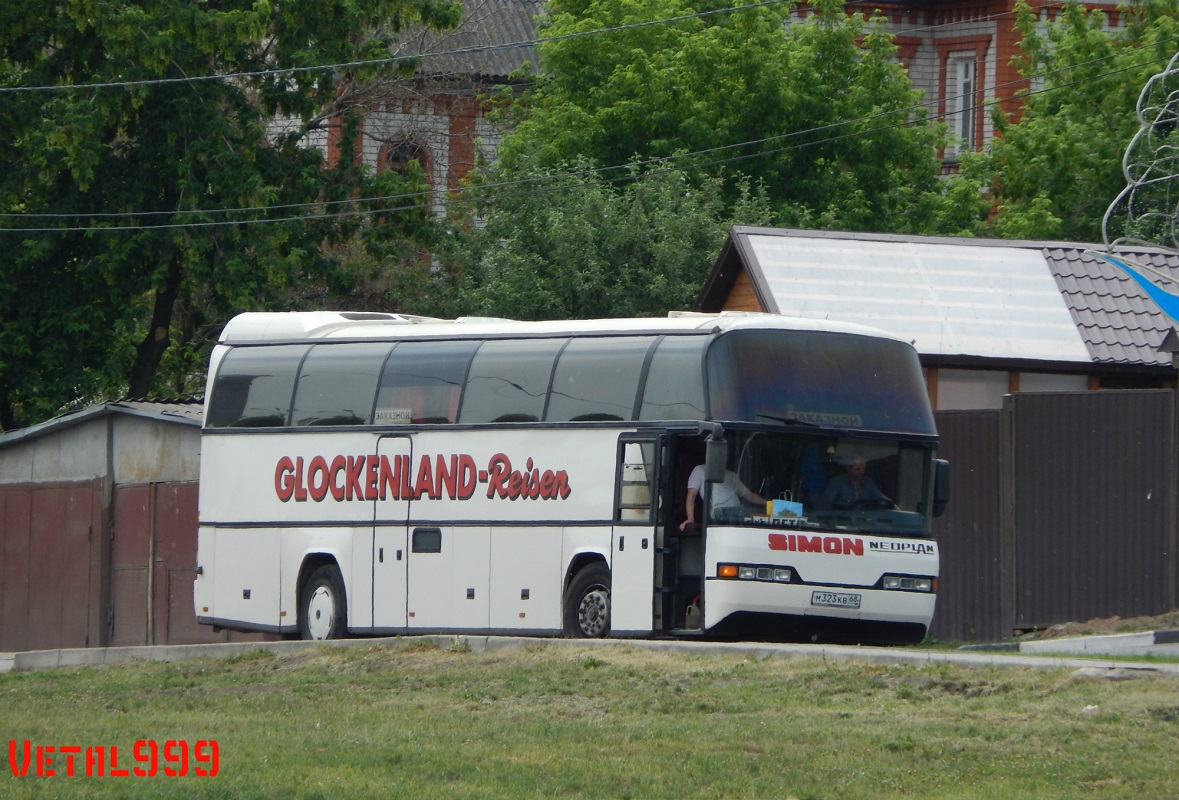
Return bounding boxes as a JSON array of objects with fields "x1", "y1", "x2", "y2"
[
  {"x1": 610, "y1": 436, "x2": 661, "y2": 635},
  {"x1": 658, "y1": 432, "x2": 713, "y2": 634}
]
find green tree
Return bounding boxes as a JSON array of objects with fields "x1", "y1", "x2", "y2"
[
  {"x1": 0, "y1": 0, "x2": 459, "y2": 430},
  {"x1": 491, "y1": 0, "x2": 959, "y2": 232},
  {"x1": 960, "y1": 0, "x2": 1179, "y2": 242},
  {"x1": 438, "y1": 165, "x2": 774, "y2": 320}
]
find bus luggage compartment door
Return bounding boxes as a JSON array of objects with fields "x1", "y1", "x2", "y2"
[{"x1": 407, "y1": 526, "x2": 491, "y2": 631}]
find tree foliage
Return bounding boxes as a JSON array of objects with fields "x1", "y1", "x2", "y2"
[
  {"x1": 491, "y1": 0, "x2": 961, "y2": 232},
  {"x1": 438, "y1": 166, "x2": 774, "y2": 320},
  {"x1": 959, "y1": 0, "x2": 1179, "y2": 242},
  {"x1": 0, "y1": 0, "x2": 459, "y2": 429}
]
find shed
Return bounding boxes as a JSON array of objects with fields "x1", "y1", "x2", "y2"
[
  {"x1": 697, "y1": 227, "x2": 1179, "y2": 410},
  {"x1": 0, "y1": 399, "x2": 261, "y2": 652}
]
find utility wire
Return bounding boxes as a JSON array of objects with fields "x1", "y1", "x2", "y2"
[
  {"x1": 5, "y1": 47, "x2": 1169, "y2": 235},
  {"x1": 0, "y1": 0, "x2": 796, "y2": 94},
  {"x1": 4, "y1": 30, "x2": 1171, "y2": 232},
  {"x1": 0, "y1": 0, "x2": 1082, "y2": 95},
  {"x1": 2, "y1": 15, "x2": 1173, "y2": 231}
]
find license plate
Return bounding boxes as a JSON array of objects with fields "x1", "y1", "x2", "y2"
[{"x1": 811, "y1": 590, "x2": 861, "y2": 609}]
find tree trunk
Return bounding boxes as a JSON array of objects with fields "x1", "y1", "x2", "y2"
[
  {"x1": 128, "y1": 259, "x2": 183, "y2": 399},
  {"x1": 0, "y1": 383, "x2": 16, "y2": 432}
]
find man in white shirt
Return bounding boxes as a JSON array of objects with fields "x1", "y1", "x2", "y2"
[{"x1": 680, "y1": 464, "x2": 766, "y2": 530}]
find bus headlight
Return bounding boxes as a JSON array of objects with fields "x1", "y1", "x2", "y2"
[
  {"x1": 719, "y1": 564, "x2": 792, "y2": 583},
  {"x1": 882, "y1": 575, "x2": 935, "y2": 592}
]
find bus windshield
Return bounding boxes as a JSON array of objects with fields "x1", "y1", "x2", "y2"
[
  {"x1": 707, "y1": 329, "x2": 936, "y2": 435},
  {"x1": 702, "y1": 430, "x2": 936, "y2": 538}
]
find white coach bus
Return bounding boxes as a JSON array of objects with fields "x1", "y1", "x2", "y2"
[{"x1": 194, "y1": 311, "x2": 948, "y2": 645}]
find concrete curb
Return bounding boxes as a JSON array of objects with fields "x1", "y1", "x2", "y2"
[
  {"x1": 4, "y1": 633, "x2": 1179, "y2": 676},
  {"x1": 1019, "y1": 629, "x2": 1179, "y2": 657}
]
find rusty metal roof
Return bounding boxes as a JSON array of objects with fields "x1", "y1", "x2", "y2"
[
  {"x1": 700, "y1": 227, "x2": 1179, "y2": 370},
  {"x1": 0, "y1": 398, "x2": 203, "y2": 447}
]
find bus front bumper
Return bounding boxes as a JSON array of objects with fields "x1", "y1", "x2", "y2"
[{"x1": 702, "y1": 578, "x2": 935, "y2": 642}]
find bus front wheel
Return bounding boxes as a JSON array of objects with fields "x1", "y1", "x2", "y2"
[
  {"x1": 564, "y1": 563, "x2": 611, "y2": 638},
  {"x1": 299, "y1": 564, "x2": 348, "y2": 640}
]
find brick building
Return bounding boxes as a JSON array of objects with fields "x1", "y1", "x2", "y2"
[
  {"x1": 328, "y1": 0, "x2": 542, "y2": 216},
  {"x1": 320, "y1": 0, "x2": 1127, "y2": 196}
]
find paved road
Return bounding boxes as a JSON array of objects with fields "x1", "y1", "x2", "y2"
[{"x1": 4, "y1": 631, "x2": 1178, "y2": 675}]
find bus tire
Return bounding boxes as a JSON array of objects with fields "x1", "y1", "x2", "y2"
[
  {"x1": 299, "y1": 564, "x2": 348, "y2": 640},
  {"x1": 564, "y1": 563, "x2": 611, "y2": 638}
]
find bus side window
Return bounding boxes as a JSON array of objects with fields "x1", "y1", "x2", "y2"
[
  {"x1": 617, "y1": 440, "x2": 656, "y2": 523},
  {"x1": 459, "y1": 338, "x2": 566, "y2": 424},
  {"x1": 546, "y1": 336, "x2": 656, "y2": 422},
  {"x1": 206, "y1": 345, "x2": 308, "y2": 428},
  {"x1": 376, "y1": 340, "x2": 480, "y2": 425},
  {"x1": 639, "y1": 336, "x2": 707, "y2": 421},
  {"x1": 291, "y1": 342, "x2": 392, "y2": 426}
]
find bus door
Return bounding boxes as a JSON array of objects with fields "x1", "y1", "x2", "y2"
[
  {"x1": 664, "y1": 433, "x2": 708, "y2": 632},
  {"x1": 611, "y1": 436, "x2": 660, "y2": 634},
  {"x1": 372, "y1": 435, "x2": 412, "y2": 630}
]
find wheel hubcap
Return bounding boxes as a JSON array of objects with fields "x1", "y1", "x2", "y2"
[
  {"x1": 306, "y1": 586, "x2": 335, "y2": 639},
  {"x1": 577, "y1": 587, "x2": 609, "y2": 637}
]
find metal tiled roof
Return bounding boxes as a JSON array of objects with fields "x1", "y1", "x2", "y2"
[
  {"x1": 394, "y1": 0, "x2": 542, "y2": 80},
  {"x1": 701, "y1": 227, "x2": 1179, "y2": 369},
  {"x1": 1044, "y1": 246, "x2": 1179, "y2": 367}
]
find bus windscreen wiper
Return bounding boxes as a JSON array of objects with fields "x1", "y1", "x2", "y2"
[{"x1": 756, "y1": 413, "x2": 818, "y2": 426}]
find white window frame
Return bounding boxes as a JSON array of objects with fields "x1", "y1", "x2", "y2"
[{"x1": 945, "y1": 54, "x2": 978, "y2": 158}]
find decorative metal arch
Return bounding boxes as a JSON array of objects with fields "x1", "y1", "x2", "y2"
[{"x1": 1103, "y1": 51, "x2": 1179, "y2": 256}]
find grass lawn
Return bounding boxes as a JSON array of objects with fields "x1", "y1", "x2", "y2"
[{"x1": 3, "y1": 639, "x2": 1178, "y2": 798}]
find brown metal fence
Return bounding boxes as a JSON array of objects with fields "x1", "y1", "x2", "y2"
[
  {"x1": 0, "y1": 481, "x2": 103, "y2": 652},
  {"x1": 933, "y1": 389, "x2": 1178, "y2": 642},
  {"x1": 0, "y1": 480, "x2": 266, "y2": 652},
  {"x1": 1008, "y1": 390, "x2": 1177, "y2": 630},
  {"x1": 929, "y1": 411, "x2": 1004, "y2": 642}
]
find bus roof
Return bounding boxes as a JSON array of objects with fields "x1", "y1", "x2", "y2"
[{"x1": 217, "y1": 310, "x2": 909, "y2": 345}]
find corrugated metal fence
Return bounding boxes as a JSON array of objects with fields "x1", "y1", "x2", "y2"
[{"x1": 932, "y1": 389, "x2": 1178, "y2": 642}]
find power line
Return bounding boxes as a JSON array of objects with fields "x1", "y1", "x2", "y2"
[
  {"x1": 6, "y1": 30, "x2": 1170, "y2": 232},
  {"x1": 3, "y1": 16, "x2": 1173, "y2": 231},
  {"x1": 4, "y1": 49, "x2": 1165, "y2": 234},
  {"x1": 0, "y1": 0, "x2": 796, "y2": 95},
  {"x1": 0, "y1": 0, "x2": 1081, "y2": 96}
]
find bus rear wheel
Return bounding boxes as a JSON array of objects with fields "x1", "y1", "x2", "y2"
[
  {"x1": 564, "y1": 563, "x2": 611, "y2": 638},
  {"x1": 299, "y1": 564, "x2": 348, "y2": 640}
]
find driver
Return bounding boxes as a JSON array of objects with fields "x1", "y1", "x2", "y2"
[{"x1": 824, "y1": 455, "x2": 892, "y2": 509}]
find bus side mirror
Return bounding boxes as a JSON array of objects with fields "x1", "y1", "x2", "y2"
[
  {"x1": 704, "y1": 438, "x2": 728, "y2": 484},
  {"x1": 933, "y1": 459, "x2": 950, "y2": 517}
]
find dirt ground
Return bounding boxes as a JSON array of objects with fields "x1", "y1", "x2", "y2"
[{"x1": 1017, "y1": 609, "x2": 1179, "y2": 640}]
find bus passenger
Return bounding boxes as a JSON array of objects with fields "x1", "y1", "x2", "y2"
[{"x1": 680, "y1": 464, "x2": 767, "y2": 530}]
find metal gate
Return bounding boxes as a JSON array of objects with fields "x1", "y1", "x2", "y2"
[
  {"x1": 933, "y1": 389, "x2": 1178, "y2": 642},
  {"x1": 0, "y1": 481, "x2": 101, "y2": 652}
]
